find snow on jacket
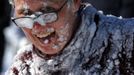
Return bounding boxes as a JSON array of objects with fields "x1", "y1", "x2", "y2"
[{"x1": 6, "y1": 4, "x2": 134, "y2": 75}]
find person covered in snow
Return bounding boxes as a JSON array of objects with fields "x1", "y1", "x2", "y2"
[
  {"x1": 7, "y1": 0, "x2": 134, "y2": 75},
  {"x1": 7, "y1": 0, "x2": 82, "y2": 74}
]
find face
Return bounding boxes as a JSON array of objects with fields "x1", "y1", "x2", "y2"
[{"x1": 13, "y1": 0, "x2": 80, "y2": 54}]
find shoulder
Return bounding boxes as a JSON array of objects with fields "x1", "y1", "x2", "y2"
[
  {"x1": 80, "y1": 3, "x2": 98, "y2": 16},
  {"x1": 80, "y1": 3, "x2": 134, "y2": 27},
  {"x1": 6, "y1": 44, "x2": 49, "y2": 75},
  {"x1": 6, "y1": 44, "x2": 34, "y2": 75}
]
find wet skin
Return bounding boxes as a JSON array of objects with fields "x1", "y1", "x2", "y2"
[{"x1": 14, "y1": 0, "x2": 80, "y2": 55}]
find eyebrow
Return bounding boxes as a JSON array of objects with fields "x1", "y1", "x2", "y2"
[{"x1": 48, "y1": 0, "x2": 63, "y2": 3}]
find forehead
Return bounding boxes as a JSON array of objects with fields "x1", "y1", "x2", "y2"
[
  {"x1": 14, "y1": 0, "x2": 65, "y2": 11},
  {"x1": 14, "y1": 0, "x2": 64, "y2": 4}
]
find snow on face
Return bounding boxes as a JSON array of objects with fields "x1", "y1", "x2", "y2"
[
  {"x1": 18, "y1": 12, "x2": 57, "y2": 29},
  {"x1": 15, "y1": 1, "x2": 58, "y2": 29},
  {"x1": 34, "y1": 15, "x2": 46, "y2": 26},
  {"x1": 43, "y1": 39, "x2": 49, "y2": 44},
  {"x1": 43, "y1": 13, "x2": 57, "y2": 23},
  {"x1": 58, "y1": 35, "x2": 66, "y2": 42},
  {"x1": 33, "y1": 13, "x2": 57, "y2": 27},
  {"x1": 16, "y1": 18, "x2": 34, "y2": 29},
  {"x1": 52, "y1": 44, "x2": 60, "y2": 49}
]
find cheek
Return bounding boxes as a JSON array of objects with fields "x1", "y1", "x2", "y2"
[
  {"x1": 53, "y1": 13, "x2": 70, "y2": 29},
  {"x1": 53, "y1": 20, "x2": 65, "y2": 29},
  {"x1": 21, "y1": 28, "x2": 33, "y2": 40}
]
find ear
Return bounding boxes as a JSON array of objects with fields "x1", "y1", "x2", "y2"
[{"x1": 72, "y1": 0, "x2": 81, "y2": 13}]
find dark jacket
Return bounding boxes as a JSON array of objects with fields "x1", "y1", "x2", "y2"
[{"x1": 79, "y1": 4, "x2": 134, "y2": 75}]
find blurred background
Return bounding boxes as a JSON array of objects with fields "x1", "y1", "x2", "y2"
[
  {"x1": 0, "y1": 0, "x2": 134, "y2": 74},
  {"x1": 83, "y1": 0, "x2": 134, "y2": 18}
]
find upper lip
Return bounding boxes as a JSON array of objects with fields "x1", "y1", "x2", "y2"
[
  {"x1": 32, "y1": 27, "x2": 55, "y2": 38},
  {"x1": 38, "y1": 31, "x2": 56, "y2": 44},
  {"x1": 37, "y1": 31, "x2": 55, "y2": 38}
]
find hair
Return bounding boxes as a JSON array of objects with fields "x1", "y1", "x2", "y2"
[{"x1": 9, "y1": 0, "x2": 75, "y2": 5}]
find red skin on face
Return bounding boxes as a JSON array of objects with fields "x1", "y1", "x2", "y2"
[{"x1": 14, "y1": 0, "x2": 79, "y2": 55}]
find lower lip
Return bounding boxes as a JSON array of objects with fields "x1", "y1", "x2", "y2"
[{"x1": 38, "y1": 32, "x2": 61, "y2": 50}]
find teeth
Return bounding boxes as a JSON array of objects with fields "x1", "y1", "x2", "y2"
[
  {"x1": 44, "y1": 39, "x2": 49, "y2": 44},
  {"x1": 36, "y1": 28, "x2": 55, "y2": 38},
  {"x1": 37, "y1": 33, "x2": 51, "y2": 38},
  {"x1": 47, "y1": 28, "x2": 54, "y2": 33}
]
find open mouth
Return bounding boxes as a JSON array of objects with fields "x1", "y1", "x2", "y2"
[
  {"x1": 31, "y1": 25, "x2": 57, "y2": 44},
  {"x1": 39, "y1": 31, "x2": 56, "y2": 44},
  {"x1": 38, "y1": 30, "x2": 63, "y2": 51},
  {"x1": 31, "y1": 23, "x2": 68, "y2": 54}
]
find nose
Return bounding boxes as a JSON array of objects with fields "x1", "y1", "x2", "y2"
[
  {"x1": 33, "y1": 22, "x2": 44, "y2": 31},
  {"x1": 32, "y1": 22, "x2": 45, "y2": 37},
  {"x1": 34, "y1": 14, "x2": 46, "y2": 25},
  {"x1": 32, "y1": 22, "x2": 55, "y2": 38}
]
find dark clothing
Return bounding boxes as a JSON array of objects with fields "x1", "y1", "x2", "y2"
[{"x1": 80, "y1": 5, "x2": 134, "y2": 75}]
